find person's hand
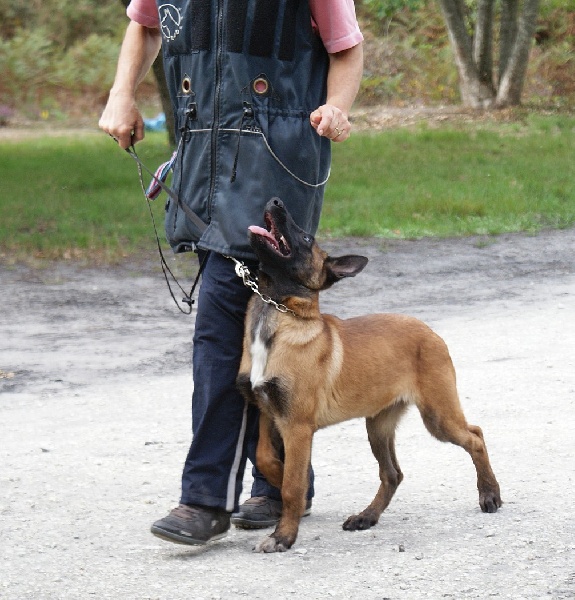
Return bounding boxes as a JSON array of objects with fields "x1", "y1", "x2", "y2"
[
  {"x1": 98, "y1": 92, "x2": 145, "y2": 149},
  {"x1": 310, "y1": 103, "x2": 351, "y2": 143}
]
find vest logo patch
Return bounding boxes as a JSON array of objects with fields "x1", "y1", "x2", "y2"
[{"x1": 159, "y1": 4, "x2": 183, "y2": 42}]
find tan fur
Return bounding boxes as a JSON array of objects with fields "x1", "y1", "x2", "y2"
[{"x1": 238, "y1": 224, "x2": 501, "y2": 553}]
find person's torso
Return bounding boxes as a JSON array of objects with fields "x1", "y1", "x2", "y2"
[{"x1": 157, "y1": 0, "x2": 331, "y2": 258}]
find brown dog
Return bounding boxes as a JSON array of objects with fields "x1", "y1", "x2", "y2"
[{"x1": 237, "y1": 198, "x2": 502, "y2": 553}]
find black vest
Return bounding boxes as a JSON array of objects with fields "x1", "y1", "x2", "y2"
[{"x1": 157, "y1": 0, "x2": 331, "y2": 258}]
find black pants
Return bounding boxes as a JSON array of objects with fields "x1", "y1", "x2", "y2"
[{"x1": 180, "y1": 251, "x2": 314, "y2": 512}]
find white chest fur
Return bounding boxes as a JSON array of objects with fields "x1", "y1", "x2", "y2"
[{"x1": 250, "y1": 321, "x2": 269, "y2": 388}]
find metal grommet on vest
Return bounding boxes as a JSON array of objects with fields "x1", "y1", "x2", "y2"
[
  {"x1": 252, "y1": 77, "x2": 269, "y2": 96},
  {"x1": 181, "y1": 76, "x2": 192, "y2": 95}
]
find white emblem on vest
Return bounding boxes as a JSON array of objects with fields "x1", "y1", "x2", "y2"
[{"x1": 158, "y1": 4, "x2": 183, "y2": 41}]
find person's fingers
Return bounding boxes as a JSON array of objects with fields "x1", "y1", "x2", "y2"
[
  {"x1": 132, "y1": 115, "x2": 145, "y2": 145},
  {"x1": 114, "y1": 125, "x2": 136, "y2": 149},
  {"x1": 310, "y1": 105, "x2": 351, "y2": 142},
  {"x1": 99, "y1": 97, "x2": 144, "y2": 149}
]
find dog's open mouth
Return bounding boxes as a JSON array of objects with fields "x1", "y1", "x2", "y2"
[{"x1": 248, "y1": 213, "x2": 291, "y2": 257}]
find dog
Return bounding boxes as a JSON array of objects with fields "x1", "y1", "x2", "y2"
[{"x1": 236, "y1": 198, "x2": 502, "y2": 553}]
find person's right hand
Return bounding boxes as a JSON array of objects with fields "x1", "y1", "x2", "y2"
[{"x1": 98, "y1": 92, "x2": 145, "y2": 149}]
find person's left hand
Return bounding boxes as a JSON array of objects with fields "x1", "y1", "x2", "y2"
[{"x1": 310, "y1": 104, "x2": 351, "y2": 143}]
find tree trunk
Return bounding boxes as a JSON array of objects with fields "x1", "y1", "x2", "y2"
[
  {"x1": 496, "y1": 0, "x2": 541, "y2": 107},
  {"x1": 473, "y1": 0, "x2": 496, "y2": 90},
  {"x1": 119, "y1": 0, "x2": 175, "y2": 147},
  {"x1": 438, "y1": 0, "x2": 540, "y2": 109},
  {"x1": 438, "y1": 0, "x2": 495, "y2": 108},
  {"x1": 499, "y1": 0, "x2": 519, "y2": 80},
  {"x1": 151, "y1": 55, "x2": 176, "y2": 148}
]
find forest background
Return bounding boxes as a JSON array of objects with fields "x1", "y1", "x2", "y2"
[
  {"x1": 0, "y1": 0, "x2": 573, "y2": 127},
  {"x1": 0, "y1": 0, "x2": 574, "y2": 262}
]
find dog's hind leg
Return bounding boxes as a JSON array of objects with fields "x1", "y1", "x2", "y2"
[
  {"x1": 343, "y1": 402, "x2": 408, "y2": 531},
  {"x1": 416, "y1": 375, "x2": 502, "y2": 513}
]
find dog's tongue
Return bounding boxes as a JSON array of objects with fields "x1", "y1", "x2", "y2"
[
  {"x1": 248, "y1": 225, "x2": 277, "y2": 245},
  {"x1": 248, "y1": 225, "x2": 269, "y2": 236}
]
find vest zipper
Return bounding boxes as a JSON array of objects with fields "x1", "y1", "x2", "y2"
[{"x1": 207, "y1": 0, "x2": 225, "y2": 221}]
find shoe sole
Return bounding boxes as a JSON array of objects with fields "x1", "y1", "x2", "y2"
[
  {"x1": 231, "y1": 508, "x2": 311, "y2": 530},
  {"x1": 150, "y1": 525, "x2": 228, "y2": 546}
]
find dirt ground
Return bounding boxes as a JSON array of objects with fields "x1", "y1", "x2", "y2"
[{"x1": 1, "y1": 227, "x2": 574, "y2": 599}]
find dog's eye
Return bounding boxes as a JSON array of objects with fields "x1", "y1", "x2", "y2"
[{"x1": 302, "y1": 235, "x2": 312, "y2": 244}]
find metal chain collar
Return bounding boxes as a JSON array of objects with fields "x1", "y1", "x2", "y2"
[{"x1": 229, "y1": 257, "x2": 296, "y2": 316}]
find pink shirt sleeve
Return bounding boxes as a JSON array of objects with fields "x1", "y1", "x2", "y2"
[
  {"x1": 309, "y1": 0, "x2": 363, "y2": 54},
  {"x1": 126, "y1": 0, "x2": 363, "y2": 53},
  {"x1": 127, "y1": 0, "x2": 160, "y2": 28}
]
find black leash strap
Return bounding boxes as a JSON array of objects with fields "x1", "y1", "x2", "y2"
[
  {"x1": 138, "y1": 170, "x2": 205, "y2": 315},
  {"x1": 113, "y1": 136, "x2": 207, "y2": 314}
]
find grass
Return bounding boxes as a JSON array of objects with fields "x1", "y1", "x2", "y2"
[
  {"x1": 325, "y1": 113, "x2": 575, "y2": 238},
  {"x1": 0, "y1": 132, "x2": 171, "y2": 262},
  {"x1": 0, "y1": 114, "x2": 574, "y2": 263}
]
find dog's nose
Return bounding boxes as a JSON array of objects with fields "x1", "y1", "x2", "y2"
[{"x1": 271, "y1": 197, "x2": 284, "y2": 209}]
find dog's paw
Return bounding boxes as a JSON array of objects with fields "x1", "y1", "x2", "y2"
[
  {"x1": 342, "y1": 512, "x2": 378, "y2": 531},
  {"x1": 253, "y1": 535, "x2": 289, "y2": 553},
  {"x1": 480, "y1": 490, "x2": 503, "y2": 513}
]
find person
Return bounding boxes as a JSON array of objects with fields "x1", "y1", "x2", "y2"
[{"x1": 100, "y1": 0, "x2": 364, "y2": 546}]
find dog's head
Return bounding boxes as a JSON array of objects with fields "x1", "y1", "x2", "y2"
[{"x1": 248, "y1": 198, "x2": 368, "y2": 299}]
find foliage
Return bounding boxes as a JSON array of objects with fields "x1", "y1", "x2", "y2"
[
  {"x1": 356, "y1": 0, "x2": 575, "y2": 109},
  {"x1": 0, "y1": 0, "x2": 126, "y2": 118},
  {"x1": 0, "y1": 2, "x2": 34, "y2": 39},
  {"x1": 0, "y1": 29, "x2": 53, "y2": 101},
  {"x1": 358, "y1": 1, "x2": 459, "y2": 105},
  {"x1": 54, "y1": 34, "x2": 125, "y2": 90},
  {"x1": 0, "y1": 0, "x2": 573, "y2": 121},
  {"x1": 0, "y1": 0, "x2": 121, "y2": 47},
  {"x1": 359, "y1": 0, "x2": 425, "y2": 22}
]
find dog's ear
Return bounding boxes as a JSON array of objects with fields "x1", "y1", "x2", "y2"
[{"x1": 323, "y1": 255, "x2": 368, "y2": 288}]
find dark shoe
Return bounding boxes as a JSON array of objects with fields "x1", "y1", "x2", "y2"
[
  {"x1": 231, "y1": 496, "x2": 312, "y2": 529},
  {"x1": 151, "y1": 504, "x2": 230, "y2": 545}
]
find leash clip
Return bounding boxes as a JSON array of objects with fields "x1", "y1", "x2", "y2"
[
  {"x1": 229, "y1": 257, "x2": 296, "y2": 316},
  {"x1": 233, "y1": 260, "x2": 252, "y2": 286}
]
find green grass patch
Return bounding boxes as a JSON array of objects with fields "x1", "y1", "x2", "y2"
[
  {"x1": 0, "y1": 115, "x2": 574, "y2": 263},
  {"x1": 324, "y1": 115, "x2": 575, "y2": 238},
  {"x1": 0, "y1": 132, "x2": 171, "y2": 261}
]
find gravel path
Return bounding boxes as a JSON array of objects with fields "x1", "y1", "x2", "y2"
[{"x1": 1, "y1": 228, "x2": 574, "y2": 599}]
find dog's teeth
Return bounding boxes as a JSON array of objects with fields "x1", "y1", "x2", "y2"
[{"x1": 278, "y1": 235, "x2": 290, "y2": 255}]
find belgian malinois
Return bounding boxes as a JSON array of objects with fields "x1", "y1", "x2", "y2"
[{"x1": 237, "y1": 198, "x2": 502, "y2": 553}]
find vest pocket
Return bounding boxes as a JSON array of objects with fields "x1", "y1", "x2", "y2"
[
  {"x1": 249, "y1": 109, "x2": 331, "y2": 188},
  {"x1": 164, "y1": 130, "x2": 212, "y2": 252}
]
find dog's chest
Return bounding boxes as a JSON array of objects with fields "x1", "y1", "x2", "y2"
[
  {"x1": 249, "y1": 304, "x2": 280, "y2": 387},
  {"x1": 250, "y1": 320, "x2": 270, "y2": 388}
]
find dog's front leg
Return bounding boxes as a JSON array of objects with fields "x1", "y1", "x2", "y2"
[
  {"x1": 255, "y1": 412, "x2": 284, "y2": 490},
  {"x1": 255, "y1": 423, "x2": 313, "y2": 553}
]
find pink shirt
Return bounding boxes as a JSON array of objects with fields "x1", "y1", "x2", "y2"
[{"x1": 127, "y1": 0, "x2": 363, "y2": 54}]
